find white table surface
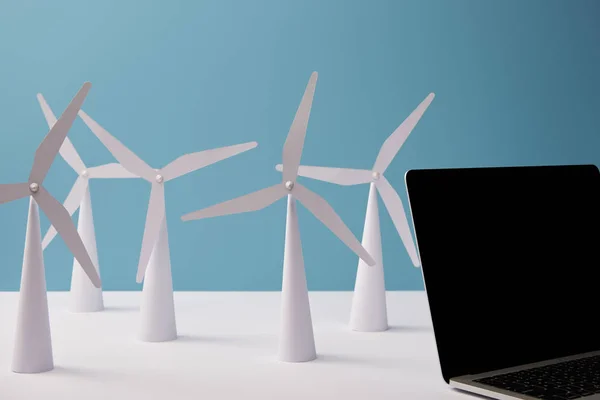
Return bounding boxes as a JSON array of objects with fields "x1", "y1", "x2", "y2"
[{"x1": 0, "y1": 291, "x2": 469, "y2": 400}]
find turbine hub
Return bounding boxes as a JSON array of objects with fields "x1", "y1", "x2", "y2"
[
  {"x1": 81, "y1": 169, "x2": 89, "y2": 178},
  {"x1": 155, "y1": 174, "x2": 164, "y2": 183},
  {"x1": 284, "y1": 180, "x2": 294, "y2": 191},
  {"x1": 29, "y1": 182, "x2": 39, "y2": 193},
  {"x1": 372, "y1": 171, "x2": 380, "y2": 180}
]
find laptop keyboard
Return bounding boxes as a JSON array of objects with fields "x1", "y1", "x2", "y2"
[{"x1": 474, "y1": 355, "x2": 600, "y2": 399}]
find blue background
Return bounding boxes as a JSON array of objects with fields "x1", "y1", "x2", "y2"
[{"x1": 1, "y1": 0, "x2": 599, "y2": 291}]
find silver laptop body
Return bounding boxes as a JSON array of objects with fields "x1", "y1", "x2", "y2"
[{"x1": 449, "y1": 342, "x2": 600, "y2": 399}]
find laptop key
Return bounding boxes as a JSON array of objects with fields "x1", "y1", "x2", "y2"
[{"x1": 563, "y1": 393, "x2": 584, "y2": 400}]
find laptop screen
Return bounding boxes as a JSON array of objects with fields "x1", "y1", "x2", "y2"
[{"x1": 405, "y1": 164, "x2": 600, "y2": 383}]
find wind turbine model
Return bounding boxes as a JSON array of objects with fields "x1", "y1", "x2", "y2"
[
  {"x1": 275, "y1": 93, "x2": 435, "y2": 332},
  {"x1": 0, "y1": 82, "x2": 100, "y2": 373},
  {"x1": 37, "y1": 95, "x2": 137, "y2": 313},
  {"x1": 78, "y1": 110, "x2": 258, "y2": 342},
  {"x1": 181, "y1": 72, "x2": 376, "y2": 362}
]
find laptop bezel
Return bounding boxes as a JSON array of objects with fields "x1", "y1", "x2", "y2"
[{"x1": 403, "y1": 164, "x2": 600, "y2": 386}]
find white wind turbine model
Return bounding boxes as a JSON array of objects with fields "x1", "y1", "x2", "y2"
[
  {"x1": 181, "y1": 72, "x2": 376, "y2": 362},
  {"x1": 0, "y1": 82, "x2": 101, "y2": 373},
  {"x1": 78, "y1": 109, "x2": 258, "y2": 342},
  {"x1": 37, "y1": 95, "x2": 137, "y2": 313},
  {"x1": 275, "y1": 93, "x2": 435, "y2": 332}
]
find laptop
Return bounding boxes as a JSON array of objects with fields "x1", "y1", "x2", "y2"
[{"x1": 404, "y1": 164, "x2": 600, "y2": 400}]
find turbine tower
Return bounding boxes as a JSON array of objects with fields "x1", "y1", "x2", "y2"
[
  {"x1": 0, "y1": 82, "x2": 100, "y2": 373},
  {"x1": 276, "y1": 93, "x2": 435, "y2": 332},
  {"x1": 79, "y1": 109, "x2": 258, "y2": 342},
  {"x1": 38, "y1": 94, "x2": 137, "y2": 313},
  {"x1": 181, "y1": 72, "x2": 375, "y2": 362}
]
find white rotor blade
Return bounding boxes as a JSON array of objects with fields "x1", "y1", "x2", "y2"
[
  {"x1": 0, "y1": 183, "x2": 30, "y2": 205},
  {"x1": 59, "y1": 138, "x2": 86, "y2": 174},
  {"x1": 36, "y1": 94, "x2": 58, "y2": 127},
  {"x1": 87, "y1": 163, "x2": 139, "y2": 179},
  {"x1": 78, "y1": 110, "x2": 155, "y2": 182},
  {"x1": 275, "y1": 164, "x2": 372, "y2": 186},
  {"x1": 376, "y1": 176, "x2": 420, "y2": 267},
  {"x1": 0, "y1": 183, "x2": 31, "y2": 204},
  {"x1": 293, "y1": 183, "x2": 375, "y2": 266},
  {"x1": 30, "y1": 82, "x2": 92, "y2": 185},
  {"x1": 37, "y1": 94, "x2": 86, "y2": 173},
  {"x1": 42, "y1": 176, "x2": 88, "y2": 249},
  {"x1": 181, "y1": 184, "x2": 286, "y2": 221},
  {"x1": 35, "y1": 186, "x2": 101, "y2": 287},
  {"x1": 162, "y1": 141, "x2": 258, "y2": 182},
  {"x1": 136, "y1": 183, "x2": 166, "y2": 283},
  {"x1": 281, "y1": 72, "x2": 318, "y2": 183},
  {"x1": 373, "y1": 93, "x2": 435, "y2": 174}
]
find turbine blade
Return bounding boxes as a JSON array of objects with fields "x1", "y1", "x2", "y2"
[
  {"x1": 376, "y1": 176, "x2": 420, "y2": 266},
  {"x1": 60, "y1": 138, "x2": 86, "y2": 174},
  {"x1": 181, "y1": 184, "x2": 286, "y2": 221},
  {"x1": 162, "y1": 141, "x2": 258, "y2": 182},
  {"x1": 293, "y1": 183, "x2": 375, "y2": 266},
  {"x1": 373, "y1": 93, "x2": 435, "y2": 173},
  {"x1": 275, "y1": 164, "x2": 372, "y2": 186},
  {"x1": 36, "y1": 93, "x2": 58, "y2": 128},
  {"x1": 281, "y1": 72, "x2": 318, "y2": 183},
  {"x1": 35, "y1": 186, "x2": 101, "y2": 287},
  {"x1": 0, "y1": 183, "x2": 30, "y2": 205},
  {"x1": 136, "y1": 183, "x2": 166, "y2": 282},
  {"x1": 42, "y1": 177, "x2": 88, "y2": 249},
  {"x1": 37, "y1": 94, "x2": 86, "y2": 173},
  {"x1": 87, "y1": 163, "x2": 139, "y2": 179},
  {"x1": 78, "y1": 110, "x2": 155, "y2": 181},
  {"x1": 29, "y1": 82, "x2": 92, "y2": 184}
]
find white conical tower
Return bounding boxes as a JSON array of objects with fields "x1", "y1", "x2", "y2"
[
  {"x1": 12, "y1": 198, "x2": 54, "y2": 373},
  {"x1": 78, "y1": 109, "x2": 259, "y2": 341},
  {"x1": 69, "y1": 185, "x2": 103, "y2": 312},
  {"x1": 1, "y1": 82, "x2": 100, "y2": 373},
  {"x1": 274, "y1": 93, "x2": 435, "y2": 332},
  {"x1": 278, "y1": 195, "x2": 316, "y2": 362},
  {"x1": 349, "y1": 183, "x2": 387, "y2": 332},
  {"x1": 38, "y1": 93, "x2": 139, "y2": 313},
  {"x1": 180, "y1": 72, "x2": 376, "y2": 362},
  {"x1": 138, "y1": 216, "x2": 177, "y2": 342}
]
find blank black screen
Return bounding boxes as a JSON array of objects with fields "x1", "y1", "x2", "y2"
[{"x1": 405, "y1": 164, "x2": 600, "y2": 382}]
